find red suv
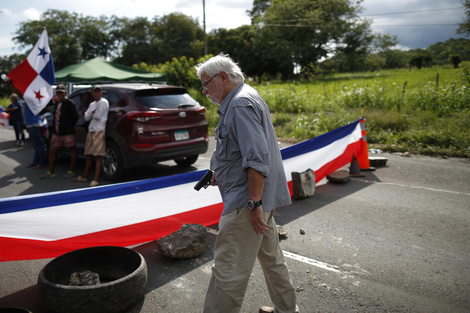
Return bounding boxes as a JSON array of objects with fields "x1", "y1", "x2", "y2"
[{"x1": 68, "y1": 83, "x2": 208, "y2": 181}]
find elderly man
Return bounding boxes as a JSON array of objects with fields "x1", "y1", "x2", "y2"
[{"x1": 196, "y1": 54, "x2": 298, "y2": 313}]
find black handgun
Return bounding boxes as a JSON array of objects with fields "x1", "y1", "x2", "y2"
[{"x1": 194, "y1": 170, "x2": 214, "y2": 191}]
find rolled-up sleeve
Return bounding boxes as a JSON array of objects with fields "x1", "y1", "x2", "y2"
[{"x1": 234, "y1": 106, "x2": 270, "y2": 177}]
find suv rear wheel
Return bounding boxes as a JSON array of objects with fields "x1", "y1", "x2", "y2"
[
  {"x1": 174, "y1": 154, "x2": 198, "y2": 167},
  {"x1": 103, "y1": 141, "x2": 124, "y2": 181}
]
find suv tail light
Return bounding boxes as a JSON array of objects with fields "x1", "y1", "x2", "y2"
[{"x1": 126, "y1": 111, "x2": 164, "y2": 122}]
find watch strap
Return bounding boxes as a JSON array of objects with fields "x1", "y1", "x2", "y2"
[{"x1": 248, "y1": 199, "x2": 262, "y2": 209}]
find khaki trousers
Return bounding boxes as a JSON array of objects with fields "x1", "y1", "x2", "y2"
[{"x1": 203, "y1": 207, "x2": 296, "y2": 313}]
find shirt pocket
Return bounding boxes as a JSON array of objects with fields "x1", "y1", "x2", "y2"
[{"x1": 214, "y1": 123, "x2": 230, "y2": 161}]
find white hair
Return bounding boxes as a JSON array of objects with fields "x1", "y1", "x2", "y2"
[{"x1": 195, "y1": 53, "x2": 244, "y2": 84}]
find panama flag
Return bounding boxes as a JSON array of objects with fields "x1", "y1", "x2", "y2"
[{"x1": 7, "y1": 28, "x2": 55, "y2": 115}]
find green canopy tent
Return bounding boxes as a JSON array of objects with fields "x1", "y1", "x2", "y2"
[{"x1": 55, "y1": 57, "x2": 166, "y2": 91}]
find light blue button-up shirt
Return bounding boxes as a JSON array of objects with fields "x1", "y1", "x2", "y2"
[{"x1": 210, "y1": 83, "x2": 292, "y2": 214}]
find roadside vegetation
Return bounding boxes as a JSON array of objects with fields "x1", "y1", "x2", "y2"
[{"x1": 189, "y1": 64, "x2": 470, "y2": 158}]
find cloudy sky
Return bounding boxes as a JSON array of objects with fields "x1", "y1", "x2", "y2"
[{"x1": 0, "y1": 0, "x2": 467, "y2": 57}]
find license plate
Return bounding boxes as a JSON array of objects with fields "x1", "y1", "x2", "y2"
[{"x1": 174, "y1": 130, "x2": 189, "y2": 141}]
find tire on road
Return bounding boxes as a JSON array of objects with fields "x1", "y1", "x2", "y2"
[{"x1": 38, "y1": 246, "x2": 147, "y2": 313}]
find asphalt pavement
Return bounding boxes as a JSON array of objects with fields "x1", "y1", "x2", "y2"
[{"x1": 0, "y1": 126, "x2": 469, "y2": 313}]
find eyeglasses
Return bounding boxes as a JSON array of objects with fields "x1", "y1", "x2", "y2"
[{"x1": 201, "y1": 73, "x2": 219, "y2": 91}]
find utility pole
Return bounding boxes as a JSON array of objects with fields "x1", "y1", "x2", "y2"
[{"x1": 203, "y1": 0, "x2": 207, "y2": 56}]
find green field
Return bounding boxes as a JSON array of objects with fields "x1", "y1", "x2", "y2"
[{"x1": 193, "y1": 66, "x2": 470, "y2": 158}]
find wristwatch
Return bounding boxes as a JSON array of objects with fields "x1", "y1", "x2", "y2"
[{"x1": 247, "y1": 199, "x2": 262, "y2": 210}]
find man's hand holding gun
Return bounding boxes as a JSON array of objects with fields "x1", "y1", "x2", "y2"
[{"x1": 194, "y1": 170, "x2": 214, "y2": 191}]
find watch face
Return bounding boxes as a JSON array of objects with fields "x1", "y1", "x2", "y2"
[{"x1": 247, "y1": 200, "x2": 254, "y2": 209}]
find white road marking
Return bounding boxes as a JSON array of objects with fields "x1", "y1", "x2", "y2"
[
  {"x1": 206, "y1": 227, "x2": 341, "y2": 273},
  {"x1": 283, "y1": 251, "x2": 341, "y2": 273},
  {"x1": 362, "y1": 180, "x2": 470, "y2": 196}
]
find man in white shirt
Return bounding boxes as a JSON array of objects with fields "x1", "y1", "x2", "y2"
[{"x1": 74, "y1": 85, "x2": 109, "y2": 187}]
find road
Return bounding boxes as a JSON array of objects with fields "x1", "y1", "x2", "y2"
[{"x1": 0, "y1": 126, "x2": 469, "y2": 312}]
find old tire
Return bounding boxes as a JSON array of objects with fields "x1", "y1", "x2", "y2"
[{"x1": 38, "y1": 246, "x2": 147, "y2": 313}]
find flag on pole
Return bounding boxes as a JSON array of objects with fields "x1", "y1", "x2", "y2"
[{"x1": 7, "y1": 28, "x2": 55, "y2": 115}]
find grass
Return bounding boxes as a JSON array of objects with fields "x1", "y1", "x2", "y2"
[
  {"x1": 254, "y1": 67, "x2": 469, "y2": 158},
  {"x1": 194, "y1": 66, "x2": 469, "y2": 157}
]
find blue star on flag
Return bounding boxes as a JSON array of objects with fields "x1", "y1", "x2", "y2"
[{"x1": 38, "y1": 47, "x2": 48, "y2": 59}]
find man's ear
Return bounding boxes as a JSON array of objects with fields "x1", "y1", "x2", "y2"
[{"x1": 219, "y1": 71, "x2": 229, "y2": 84}]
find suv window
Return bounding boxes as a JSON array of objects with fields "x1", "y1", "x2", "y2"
[
  {"x1": 69, "y1": 92, "x2": 89, "y2": 126},
  {"x1": 104, "y1": 91, "x2": 122, "y2": 106},
  {"x1": 133, "y1": 89, "x2": 198, "y2": 109}
]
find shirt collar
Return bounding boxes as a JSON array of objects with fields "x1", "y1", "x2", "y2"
[{"x1": 217, "y1": 83, "x2": 244, "y2": 116}]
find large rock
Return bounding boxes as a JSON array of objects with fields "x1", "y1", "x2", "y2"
[
  {"x1": 157, "y1": 224, "x2": 207, "y2": 259},
  {"x1": 69, "y1": 271, "x2": 100, "y2": 286},
  {"x1": 291, "y1": 169, "x2": 315, "y2": 200},
  {"x1": 326, "y1": 170, "x2": 350, "y2": 184}
]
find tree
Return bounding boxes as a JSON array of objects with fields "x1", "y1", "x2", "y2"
[
  {"x1": 372, "y1": 34, "x2": 398, "y2": 53},
  {"x1": 427, "y1": 38, "x2": 470, "y2": 64},
  {"x1": 370, "y1": 34, "x2": 408, "y2": 69},
  {"x1": 363, "y1": 54, "x2": 386, "y2": 71},
  {"x1": 151, "y1": 13, "x2": 204, "y2": 65},
  {"x1": 335, "y1": 19, "x2": 375, "y2": 72},
  {"x1": 113, "y1": 17, "x2": 153, "y2": 66},
  {"x1": 14, "y1": 10, "x2": 114, "y2": 70},
  {"x1": 14, "y1": 10, "x2": 81, "y2": 69},
  {"x1": 155, "y1": 56, "x2": 201, "y2": 88},
  {"x1": 248, "y1": 0, "x2": 270, "y2": 22},
  {"x1": 449, "y1": 55, "x2": 461, "y2": 68},
  {"x1": 457, "y1": 0, "x2": 470, "y2": 36},
  {"x1": 207, "y1": 25, "x2": 292, "y2": 81},
  {"x1": 409, "y1": 52, "x2": 432, "y2": 69},
  {"x1": 79, "y1": 16, "x2": 114, "y2": 60},
  {"x1": 379, "y1": 49, "x2": 409, "y2": 69},
  {"x1": 0, "y1": 54, "x2": 26, "y2": 97},
  {"x1": 257, "y1": 0, "x2": 368, "y2": 74}
]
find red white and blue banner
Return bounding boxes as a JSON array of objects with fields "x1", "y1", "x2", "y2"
[
  {"x1": 0, "y1": 119, "x2": 364, "y2": 261},
  {"x1": 7, "y1": 28, "x2": 55, "y2": 115}
]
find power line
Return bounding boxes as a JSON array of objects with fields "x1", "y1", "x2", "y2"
[
  {"x1": 360, "y1": 7, "x2": 462, "y2": 17},
  {"x1": 374, "y1": 24, "x2": 459, "y2": 27},
  {"x1": 263, "y1": 23, "x2": 459, "y2": 28},
  {"x1": 261, "y1": 7, "x2": 463, "y2": 25}
]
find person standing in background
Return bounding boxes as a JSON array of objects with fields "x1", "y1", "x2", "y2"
[
  {"x1": 4, "y1": 93, "x2": 25, "y2": 147},
  {"x1": 23, "y1": 99, "x2": 47, "y2": 170},
  {"x1": 74, "y1": 85, "x2": 109, "y2": 187},
  {"x1": 41, "y1": 84, "x2": 79, "y2": 179},
  {"x1": 5, "y1": 77, "x2": 46, "y2": 170}
]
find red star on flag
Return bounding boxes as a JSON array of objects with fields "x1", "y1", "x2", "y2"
[{"x1": 34, "y1": 90, "x2": 44, "y2": 102}]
